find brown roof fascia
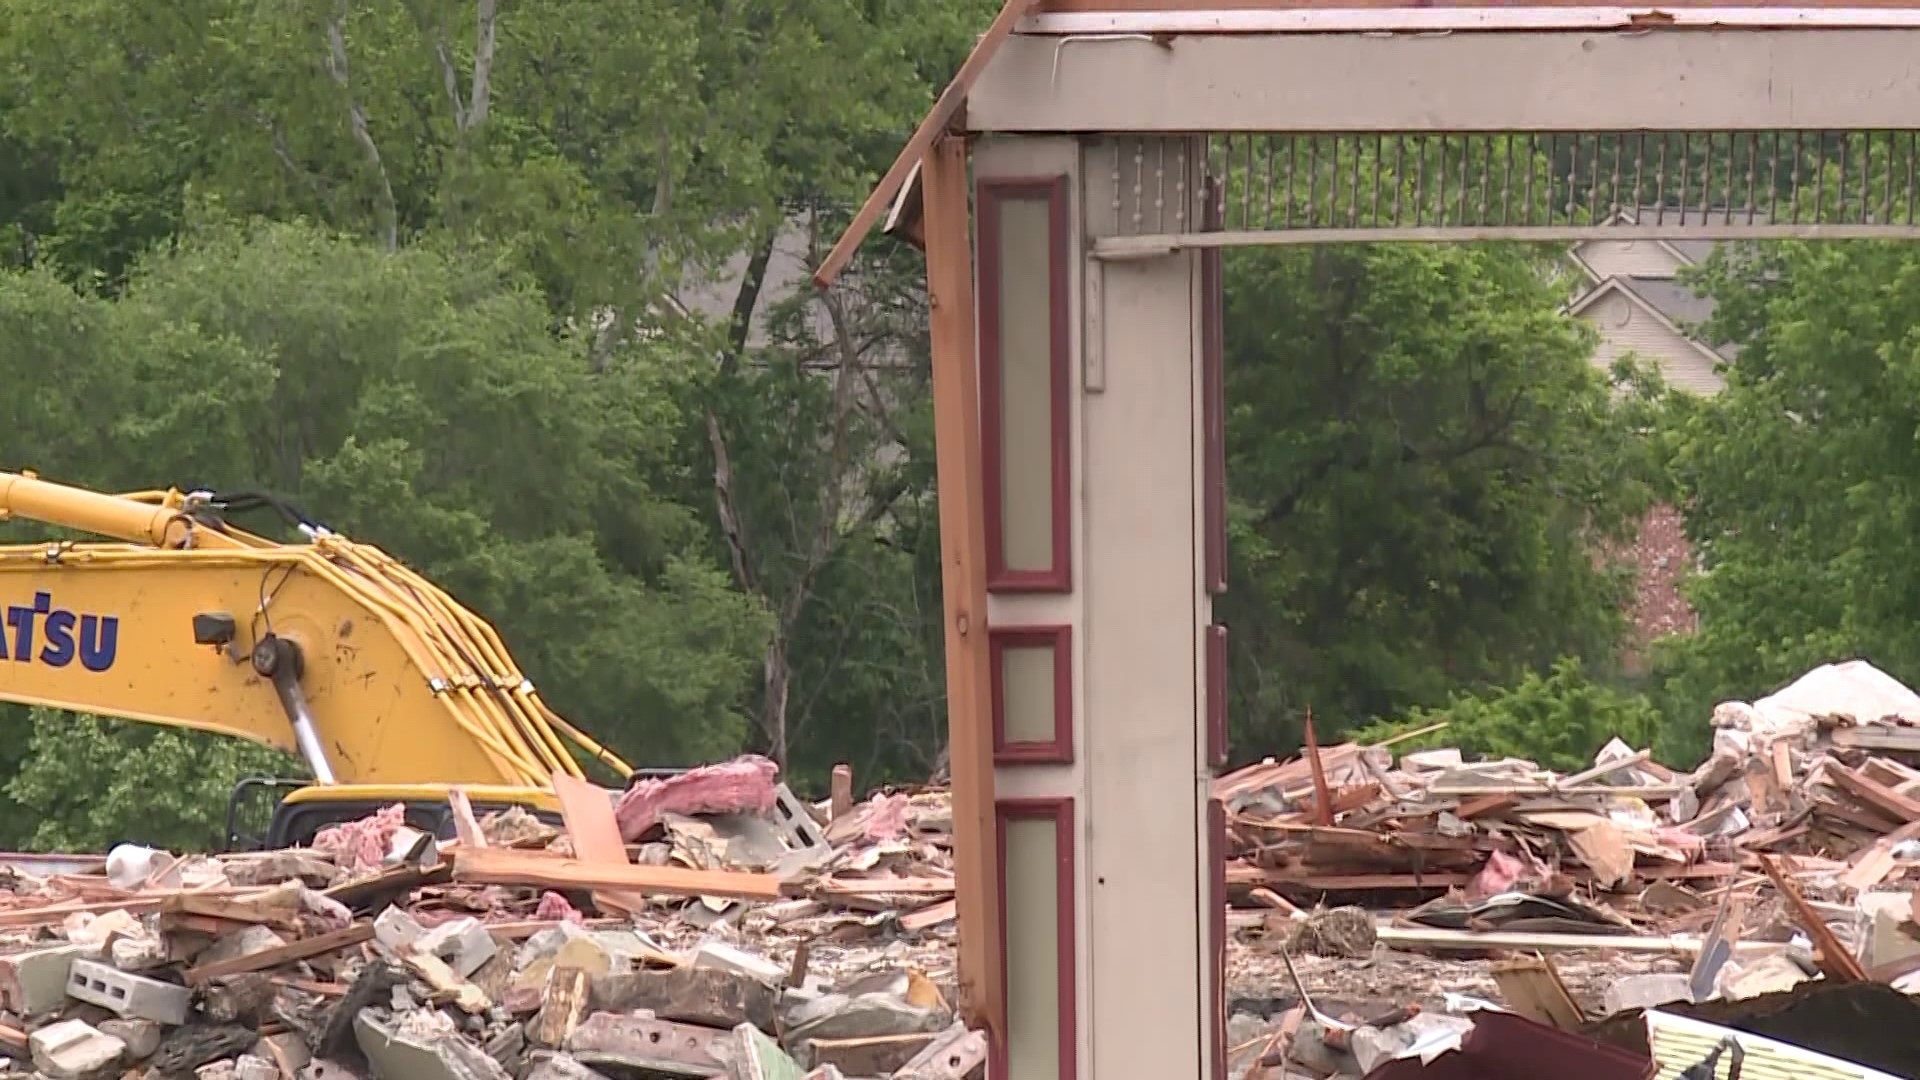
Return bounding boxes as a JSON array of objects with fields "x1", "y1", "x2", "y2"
[
  {"x1": 1036, "y1": 0, "x2": 1920, "y2": 9},
  {"x1": 812, "y1": 0, "x2": 1035, "y2": 289}
]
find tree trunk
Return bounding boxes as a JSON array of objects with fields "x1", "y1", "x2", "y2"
[{"x1": 761, "y1": 630, "x2": 791, "y2": 768}]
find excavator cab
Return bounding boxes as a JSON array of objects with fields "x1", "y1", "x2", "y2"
[{"x1": 223, "y1": 768, "x2": 692, "y2": 851}]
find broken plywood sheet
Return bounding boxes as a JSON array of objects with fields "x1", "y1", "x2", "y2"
[{"x1": 551, "y1": 772, "x2": 648, "y2": 916}]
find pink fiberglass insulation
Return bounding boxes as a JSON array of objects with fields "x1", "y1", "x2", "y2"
[
  {"x1": 614, "y1": 754, "x2": 781, "y2": 842},
  {"x1": 312, "y1": 802, "x2": 408, "y2": 875},
  {"x1": 533, "y1": 890, "x2": 586, "y2": 923},
  {"x1": 861, "y1": 793, "x2": 911, "y2": 841}
]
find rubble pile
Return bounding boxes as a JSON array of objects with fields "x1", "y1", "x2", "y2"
[
  {"x1": 0, "y1": 764, "x2": 980, "y2": 1080},
  {"x1": 1220, "y1": 661, "x2": 1920, "y2": 916},
  {"x1": 12, "y1": 660, "x2": 1920, "y2": 1079},
  {"x1": 1215, "y1": 659, "x2": 1920, "y2": 1077}
]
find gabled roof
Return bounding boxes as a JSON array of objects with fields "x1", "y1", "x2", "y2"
[{"x1": 1565, "y1": 274, "x2": 1736, "y2": 364}]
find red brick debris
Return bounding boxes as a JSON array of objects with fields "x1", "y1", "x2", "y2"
[{"x1": 1602, "y1": 502, "x2": 1699, "y2": 668}]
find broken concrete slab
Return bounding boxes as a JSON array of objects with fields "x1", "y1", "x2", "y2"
[
  {"x1": 727, "y1": 1023, "x2": 805, "y2": 1080},
  {"x1": 563, "y1": 1012, "x2": 730, "y2": 1078},
  {"x1": 353, "y1": 1011, "x2": 511, "y2": 1080},
  {"x1": 0, "y1": 944, "x2": 101, "y2": 1016},
  {"x1": 1719, "y1": 953, "x2": 1814, "y2": 1001},
  {"x1": 373, "y1": 907, "x2": 427, "y2": 952},
  {"x1": 30, "y1": 1019, "x2": 126, "y2": 1080},
  {"x1": 589, "y1": 967, "x2": 778, "y2": 1032},
  {"x1": 196, "y1": 926, "x2": 288, "y2": 970},
  {"x1": 521, "y1": 1051, "x2": 613, "y2": 1080},
  {"x1": 99, "y1": 1018, "x2": 162, "y2": 1061},
  {"x1": 693, "y1": 942, "x2": 785, "y2": 985},
  {"x1": 889, "y1": 1026, "x2": 989, "y2": 1080},
  {"x1": 1600, "y1": 973, "x2": 1694, "y2": 1016},
  {"x1": 223, "y1": 851, "x2": 339, "y2": 889},
  {"x1": 800, "y1": 1032, "x2": 936, "y2": 1075},
  {"x1": 110, "y1": 933, "x2": 171, "y2": 973},
  {"x1": 415, "y1": 919, "x2": 498, "y2": 979},
  {"x1": 779, "y1": 991, "x2": 947, "y2": 1049},
  {"x1": 233, "y1": 1054, "x2": 280, "y2": 1080}
]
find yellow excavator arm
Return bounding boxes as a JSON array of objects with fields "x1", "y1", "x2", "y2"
[{"x1": 0, "y1": 469, "x2": 635, "y2": 843}]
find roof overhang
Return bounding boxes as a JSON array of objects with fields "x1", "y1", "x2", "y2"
[
  {"x1": 1022, "y1": 3, "x2": 1920, "y2": 33},
  {"x1": 818, "y1": 1, "x2": 1920, "y2": 285},
  {"x1": 966, "y1": 24, "x2": 1920, "y2": 132}
]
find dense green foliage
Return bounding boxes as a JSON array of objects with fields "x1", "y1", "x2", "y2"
[
  {"x1": 1643, "y1": 238, "x2": 1920, "y2": 762},
  {"x1": 1217, "y1": 243, "x2": 1660, "y2": 750},
  {"x1": 1350, "y1": 658, "x2": 1664, "y2": 773},
  {"x1": 0, "y1": 0, "x2": 1860, "y2": 852}
]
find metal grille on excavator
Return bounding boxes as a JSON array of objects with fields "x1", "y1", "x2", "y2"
[{"x1": 1094, "y1": 131, "x2": 1920, "y2": 253}]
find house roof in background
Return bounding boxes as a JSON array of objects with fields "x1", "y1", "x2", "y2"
[{"x1": 1566, "y1": 274, "x2": 1739, "y2": 362}]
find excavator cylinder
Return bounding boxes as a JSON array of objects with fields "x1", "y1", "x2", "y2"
[{"x1": 0, "y1": 472, "x2": 201, "y2": 549}]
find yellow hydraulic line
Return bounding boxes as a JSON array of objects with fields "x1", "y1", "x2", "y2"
[
  {"x1": 3, "y1": 548, "x2": 595, "y2": 786},
  {"x1": 309, "y1": 545, "x2": 570, "y2": 782},
  {"x1": 334, "y1": 542, "x2": 583, "y2": 778},
  {"x1": 538, "y1": 703, "x2": 633, "y2": 775},
  {"x1": 0, "y1": 473, "x2": 229, "y2": 550}
]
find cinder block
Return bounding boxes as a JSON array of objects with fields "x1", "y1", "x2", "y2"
[
  {"x1": 66, "y1": 958, "x2": 193, "y2": 1025},
  {"x1": 0, "y1": 944, "x2": 99, "y2": 1016}
]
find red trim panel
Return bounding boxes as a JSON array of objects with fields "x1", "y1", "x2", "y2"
[
  {"x1": 1206, "y1": 623, "x2": 1229, "y2": 769},
  {"x1": 993, "y1": 798, "x2": 1078, "y2": 1080},
  {"x1": 990, "y1": 625, "x2": 1075, "y2": 765},
  {"x1": 1209, "y1": 798, "x2": 1229, "y2": 1080},
  {"x1": 1201, "y1": 179, "x2": 1228, "y2": 596},
  {"x1": 978, "y1": 175, "x2": 1073, "y2": 595}
]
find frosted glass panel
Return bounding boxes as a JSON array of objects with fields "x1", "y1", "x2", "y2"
[
  {"x1": 996, "y1": 195, "x2": 1056, "y2": 574},
  {"x1": 1005, "y1": 815, "x2": 1064, "y2": 1080},
  {"x1": 1001, "y1": 643, "x2": 1057, "y2": 745}
]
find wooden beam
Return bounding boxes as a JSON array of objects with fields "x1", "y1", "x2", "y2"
[
  {"x1": 1035, "y1": 0, "x2": 1920, "y2": 9},
  {"x1": 811, "y1": 0, "x2": 1035, "y2": 289},
  {"x1": 450, "y1": 848, "x2": 784, "y2": 901},
  {"x1": 186, "y1": 922, "x2": 376, "y2": 985},
  {"x1": 922, "y1": 132, "x2": 1006, "y2": 1047}
]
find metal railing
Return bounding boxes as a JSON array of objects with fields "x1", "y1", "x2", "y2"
[{"x1": 1095, "y1": 131, "x2": 1920, "y2": 252}]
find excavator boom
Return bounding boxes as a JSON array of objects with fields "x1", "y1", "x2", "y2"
[{"x1": 0, "y1": 470, "x2": 634, "y2": 842}]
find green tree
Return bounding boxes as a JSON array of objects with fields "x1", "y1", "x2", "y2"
[
  {"x1": 1351, "y1": 657, "x2": 1663, "y2": 772},
  {"x1": 0, "y1": 219, "x2": 773, "y2": 846},
  {"x1": 7, "y1": 711, "x2": 299, "y2": 853},
  {"x1": 1219, "y1": 242, "x2": 1661, "y2": 752},
  {"x1": 1652, "y1": 238, "x2": 1920, "y2": 757}
]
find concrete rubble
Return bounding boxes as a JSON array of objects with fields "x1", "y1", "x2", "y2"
[
  {"x1": 0, "y1": 759, "x2": 977, "y2": 1080},
  {"x1": 9, "y1": 661, "x2": 1920, "y2": 1079},
  {"x1": 1214, "y1": 658, "x2": 1920, "y2": 1077}
]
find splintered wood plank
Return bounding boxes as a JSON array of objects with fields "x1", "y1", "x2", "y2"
[
  {"x1": 451, "y1": 848, "x2": 784, "y2": 902},
  {"x1": 550, "y1": 772, "x2": 646, "y2": 915},
  {"x1": 185, "y1": 923, "x2": 376, "y2": 984},
  {"x1": 447, "y1": 788, "x2": 487, "y2": 849},
  {"x1": 921, "y1": 132, "x2": 1004, "y2": 1046},
  {"x1": 1455, "y1": 794, "x2": 1519, "y2": 819},
  {"x1": 1490, "y1": 955, "x2": 1586, "y2": 1030},
  {"x1": 530, "y1": 966, "x2": 591, "y2": 1047},
  {"x1": 1760, "y1": 854, "x2": 1867, "y2": 983},
  {"x1": 1830, "y1": 766, "x2": 1920, "y2": 824},
  {"x1": 900, "y1": 899, "x2": 957, "y2": 932}
]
